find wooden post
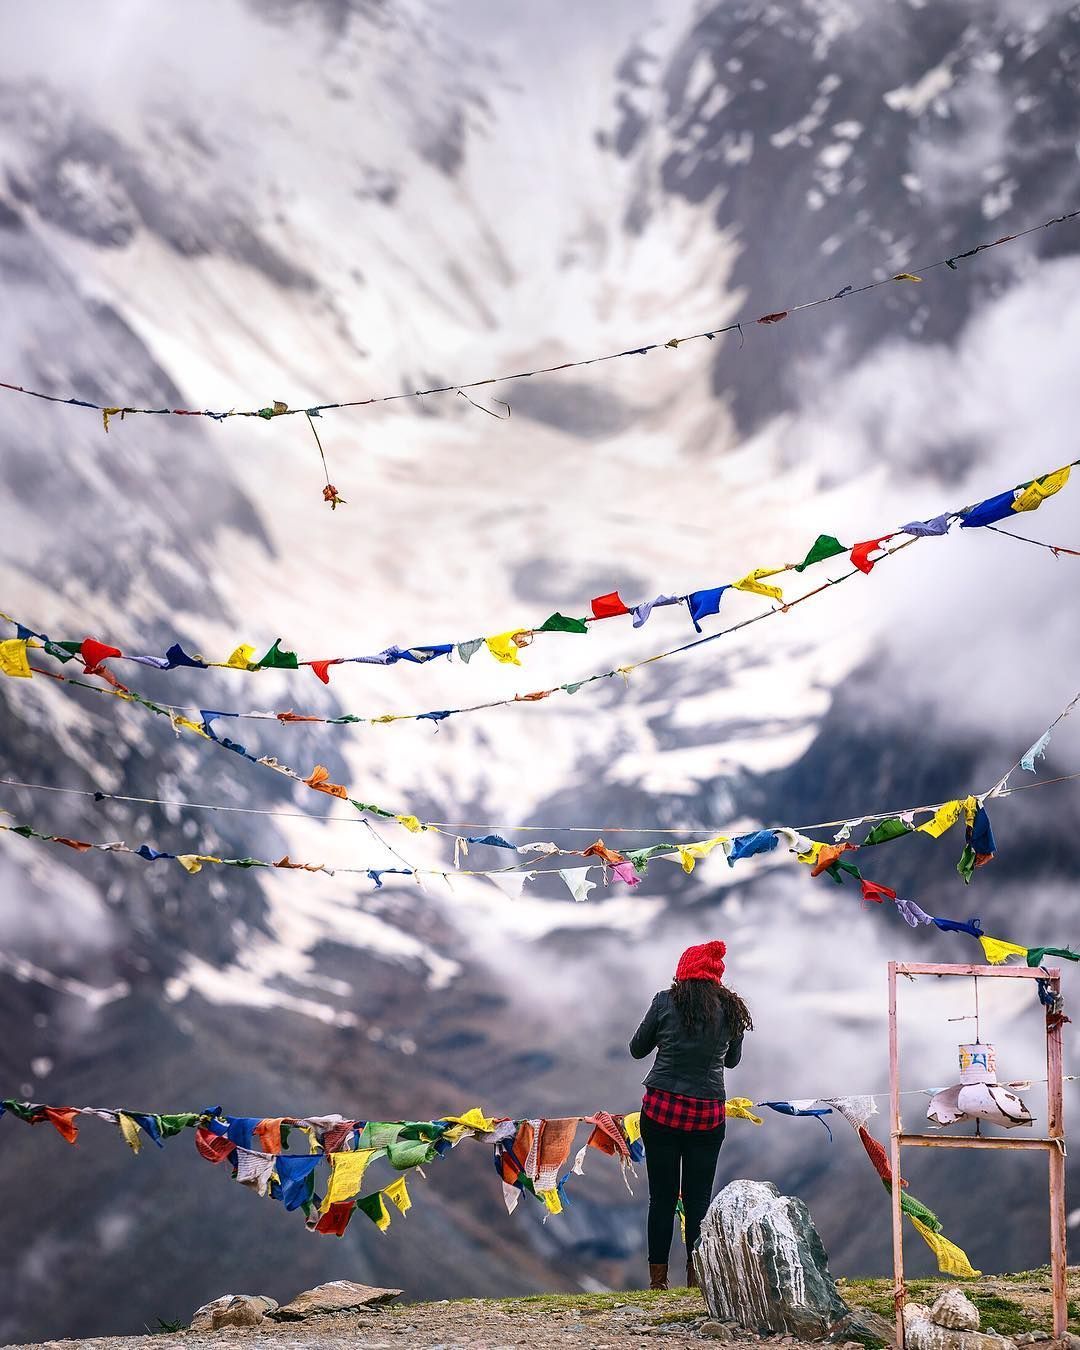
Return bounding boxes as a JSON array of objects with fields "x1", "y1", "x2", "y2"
[
  {"x1": 1045, "y1": 971, "x2": 1068, "y2": 1339},
  {"x1": 888, "y1": 961, "x2": 906, "y2": 1348}
]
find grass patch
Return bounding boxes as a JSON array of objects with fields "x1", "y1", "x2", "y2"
[{"x1": 967, "y1": 1293, "x2": 1034, "y2": 1337}]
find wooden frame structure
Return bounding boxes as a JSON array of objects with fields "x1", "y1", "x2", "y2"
[{"x1": 888, "y1": 962, "x2": 1067, "y2": 1346}]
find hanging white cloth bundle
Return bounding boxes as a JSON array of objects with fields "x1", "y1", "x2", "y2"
[{"x1": 927, "y1": 1044, "x2": 1034, "y2": 1129}]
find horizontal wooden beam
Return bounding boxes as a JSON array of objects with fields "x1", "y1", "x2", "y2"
[
  {"x1": 893, "y1": 962, "x2": 1059, "y2": 980},
  {"x1": 898, "y1": 1133, "x2": 1060, "y2": 1150}
]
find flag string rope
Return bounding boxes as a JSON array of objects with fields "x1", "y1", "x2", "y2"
[
  {"x1": 1, "y1": 764, "x2": 1077, "y2": 840},
  {"x1": 4, "y1": 457, "x2": 1074, "y2": 686},
  {"x1": 0, "y1": 209, "x2": 1075, "y2": 426}
]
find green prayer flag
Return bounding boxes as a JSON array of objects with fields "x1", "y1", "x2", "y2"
[
  {"x1": 1026, "y1": 946, "x2": 1080, "y2": 968},
  {"x1": 256, "y1": 638, "x2": 299, "y2": 670},
  {"x1": 627, "y1": 844, "x2": 677, "y2": 875},
  {"x1": 955, "y1": 844, "x2": 976, "y2": 885},
  {"x1": 563, "y1": 681, "x2": 585, "y2": 695},
  {"x1": 539, "y1": 612, "x2": 589, "y2": 634},
  {"x1": 157, "y1": 1113, "x2": 199, "y2": 1137},
  {"x1": 864, "y1": 818, "x2": 913, "y2": 847},
  {"x1": 359, "y1": 1122, "x2": 403, "y2": 1149},
  {"x1": 793, "y1": 534, "x2": 846, "y2": 573},
  {"x1": 46, "y1": 641, "x2": 78, "y2": 663},
  {"x1": 2, "y1": 1100, "x2": 38, "y2": 1122},
  {"x1": 386, "y1": 1137, "x2": 436, "y2": 1170},
  {"x1": 355, "y1": 1191, "x2": 390, "y2": 1229},
  {"x1": 223, "y1": 857, "x2": 268, "y2": 869},
  {"x1": 12, "y1": 825, "x2": 37, "y2": 839},
  {"x1": 888, "y1": 1183, "x2": 943, "y2": 1233},
  {"x1": 397, "y1": 1120, "x2": 443, "y2": 1141}
]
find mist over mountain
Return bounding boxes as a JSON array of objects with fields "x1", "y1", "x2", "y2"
[{"x1": 1, "y1": 1, "x2": 1079, "y2": 1341}]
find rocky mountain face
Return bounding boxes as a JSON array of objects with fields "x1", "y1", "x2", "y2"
[{"x1": 0, "y1": 0, "x2": 1079, "y2": 1341}]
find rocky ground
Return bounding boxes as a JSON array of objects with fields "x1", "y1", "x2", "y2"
[{"x1": 7, "y1": 1271, "x2": 1080, "y2": 1350}]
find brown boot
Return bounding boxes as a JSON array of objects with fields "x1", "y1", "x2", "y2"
[
  {"x1": 686, "y1": 1256, "x2": 698, "y2": 1289},
  {"x1": 649, "y1": 1263, "x2": 669, "y2": 1291}
]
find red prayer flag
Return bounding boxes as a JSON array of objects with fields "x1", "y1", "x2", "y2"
[
  {"x1": 849, "y1": 536, "x2": 893, "y2": 575},
  {"x1": 314, "y1": 1201, "x2": 356, "y2": 1236},
  {"x1": 194, "y1": 1126, "x2": 237, "y2": 1164},
  {"x1": 52, "y1": 837, "x2": 93, "y2": 852},
  {"x1": 43, "y1": 1106, "x2": 80, "y2": 1144},
  {"x1": 757, "y1": 311, "x2": 788, "y2": 325},
  {"x1": 81, "y1": 637, "x2": 122, "y2": 673},
  {"x1": 858, "y1": 1126, "x2": 907, "y2": 1187},
  {"x1": 860, "y1": 879, "x2": 896, "y2": 904},
  {"x1": 309, "y1": 660, "x2": 336, "y2": 685},
  {"x1": 590, "y1": 591, "x2": 630, "y2": 619}
]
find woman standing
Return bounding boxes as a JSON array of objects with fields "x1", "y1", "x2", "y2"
[{"x1": 629, "y1": 940, "x2": 752, "y2": 1291}]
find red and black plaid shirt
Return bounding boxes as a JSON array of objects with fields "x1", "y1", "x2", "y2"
[{"x1": 642, "y1": 1087, "x2": 726, "y2": 1131}]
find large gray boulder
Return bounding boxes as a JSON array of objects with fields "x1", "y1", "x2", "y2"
[{"x1": 692, "y1": 1179, "x2": 848, "y2": 1339}]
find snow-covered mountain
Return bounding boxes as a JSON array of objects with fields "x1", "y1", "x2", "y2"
[{"x1": 1, "y1": 0, "x2": 1079, "y2": 1339}]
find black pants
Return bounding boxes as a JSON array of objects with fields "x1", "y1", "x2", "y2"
[{"x1": 640, "y1": 1112, "x2": 726, "y2": 1264}]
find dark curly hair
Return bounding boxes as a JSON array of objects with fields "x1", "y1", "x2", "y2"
[{"x1": 671, "y1": 977, "x2": 753, "y2": 1036}]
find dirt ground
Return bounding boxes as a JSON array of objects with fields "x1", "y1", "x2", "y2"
[
  {"x1": 9, "y1": 1268, "x2": 1080, "y2": 1350},
  {"x1": 4, "y1": 1287, "x2": 821, "y2": 1350}
]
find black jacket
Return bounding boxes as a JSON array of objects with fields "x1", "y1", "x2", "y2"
[{"x1": 629, "y1": 988, "x2": 744, "y2": 1099}]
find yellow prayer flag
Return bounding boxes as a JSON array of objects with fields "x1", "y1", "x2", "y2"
[
  {"x1": 395, "y1": 814, "x2": 423, "y2": 833},
  {"x1": 725, "y1": 1097, "x2": 764, "y2": 1125},
  {"x1": 979, "y1": 936, "x2": 1029, "y2": 965},
  {"x1": 118, "y1": 1112, "x2": 142, "y2": 1154},
  {"x1": 320, "y1": 1148, "x2": 379, "y2": 1213},
  {"x1": 485, "y1": 630, "x2": 526, "y2": 665},
  {"x1": 0, "y1": 639, "x2": 32, "y2": 679},
  {"x1": 538, "y1": 1187, "x2": 563, "y2": 1215},
  {"x1": 909, "y1": 1216, "x2": 981, "y2": 1278},
  {"x1": 170, "y1": 714, "x2": 209, "y2": 739},
  {"x1": 893, "y1": 272, "x2": 923, "y2": 283},
  {"x1": 623, "y1": 1111, "x2": 641, "y2": 1144},
  {"x1": 962, "y1": 795, "x2": 977, "y2": 828},
  {"x1": 796, "y1": 841, "x2": 825, "y2": 867},
  {"x1": 917, "y1": 801, "x2": 963, "y2": 839},
  {"x1": 383, "y1": 1176, "x2": 411, "y2": 1215},
  {"x1": 444, "y1": 1107, "x2": 497, "y2": 1135},
  {"x1": 176, "y1": 855, "x2": 222, "y2": 874},
  {"x1": 677, "y1": 835, "x2": 729, "y2": 873},
  {"x1": 373, "y1": 714, "x2": 403, "y2": 724},
  {"x1": 733, "y1": 567, "x2": 785, "y2": 602},
  {"x1": 226, "y1": 644, "x2": 257, "y2": 670},
  {"x1": 1013, "y1": 465, "x2": 1071, "y2": 514}
]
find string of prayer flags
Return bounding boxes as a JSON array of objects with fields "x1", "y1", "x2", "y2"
[
  {"x1": 4, "y1": 455, "x2": 1076, "y2": 774},
  {"x1": 839, "y1": 1111, "x2": 981, "y2": 1279},
  {"x1": 2, "y1": 209, "x2": 1070, "y2": 431}
]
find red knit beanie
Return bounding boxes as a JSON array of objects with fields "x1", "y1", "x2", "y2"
[{"x1": 675, "y1": 940, "x2": 726, "y2": 984}]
